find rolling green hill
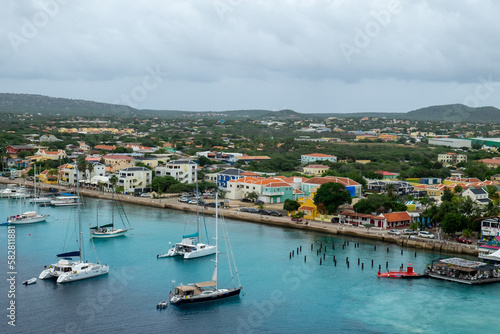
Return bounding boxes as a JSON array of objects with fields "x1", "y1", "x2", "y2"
[{"x1": 1, "y1": 93, "x2": 499, "y2": 122}]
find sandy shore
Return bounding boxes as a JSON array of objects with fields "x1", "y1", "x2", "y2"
[{"x1": 1, "y1": 177, "x2": 479, "y2": 256}]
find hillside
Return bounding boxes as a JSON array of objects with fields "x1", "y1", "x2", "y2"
[{"x1": 1, "y1": 93, "x2": 500, "y2": 122}]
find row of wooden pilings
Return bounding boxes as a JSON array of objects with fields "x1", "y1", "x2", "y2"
[{"x1": 289, "y1": 240, "x2": 418, "y2": 269}]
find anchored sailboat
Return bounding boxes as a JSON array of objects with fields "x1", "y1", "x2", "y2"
[
  {"x1": 39, "y1": 168, "x2": 108, "y2": 283},
  {"x1": 89, "y1": 189, "x2": 132, "y2": 239},
  {"x1": 6, "y1": 168, "x2": 48, "y2": 225},
  {"x1": 169, "y1": 194, "x2": 242, "y2": 305}
]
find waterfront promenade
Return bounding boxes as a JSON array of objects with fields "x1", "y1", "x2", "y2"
[{"x1": 1, "y1": 177, "x2": 479, "y2": 256}]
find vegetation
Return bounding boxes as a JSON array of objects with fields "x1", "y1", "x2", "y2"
[{"x1": 313, "y1": 182, "x2": 352, "y2": 215}]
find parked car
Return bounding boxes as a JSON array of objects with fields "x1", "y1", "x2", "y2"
[
  {"x1": 477, "y1": 239, "x2": 488, "y2": 245},
  {"x1": 403, "y1": 229, "x2": 417, "y2": 235},
  {"x1": 240, "y1": 198, "x2": 252, "y2": 203},
  {"x1": 178, "y1": 197, "x2": 189, "y2": 203},
  {"x1": 269, "y1": 211, "x2": 282, "y2": 217},
  {"x1": 247, "y1": 208, "x2": 261, "y2": 214},
  {"x1": 205, "y1": 202, "x2": 224, "y2": 208},
  {"x1": 140, "y1": 193, "x2": 151, "y2": 197},
  {"x1": 388, "y1": 229, "x2": 401, "y2": 236},
  {"x1": 291, "y1": 217, "x2": 303, "y2": 222},
  {"x1": 255, "y1": 200, "x2": 265, "y2": 205},
  {"x1": 260, "y1": 209, "x2": 271, "y2": 215},
  {"x1": 418, "y1": 231, "x2": 435, "y2": 239},
  {"x1": 187, "y1": 199, "x2": 198, "y2": 205},
  {"x1": 455, "y1": 236, "x2": 472, "y2": 244},
  {"x1": 239, "y1": 207, "x2": 251, "y2": 212}
]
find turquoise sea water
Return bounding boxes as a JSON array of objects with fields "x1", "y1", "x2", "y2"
[{"x1": 0, "y1": 190, "x2": 498, "y2": 333}]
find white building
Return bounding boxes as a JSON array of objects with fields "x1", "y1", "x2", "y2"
[
  {"x1": 59, "y1": 162, "x2": 106, "y2": 186},
  {"x1": 155, "y1": 160, "x2": 197, "y2": 184},
  {"x1": 118, "y1": 167, "x2": 152, "y2": 193}
]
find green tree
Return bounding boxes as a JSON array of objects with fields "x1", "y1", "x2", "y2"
[
  {"x1": 246, "y1": 191, "x2": 259, "y2": 202},
  {"x1": 441, "y1": 188, "x2": 454, "y2": 202},
  {"x1": 283, "y1": 199, "x2": 300, "y2": 213},
  {"x1": 313, "y1": 182, "x2": 352, "y2": 215},
  {"x1": 441, "y1": 212, "x2": 465, "y2": 235}
]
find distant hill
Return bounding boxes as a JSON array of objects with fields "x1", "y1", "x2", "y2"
[{"x1": 1, "y1": 93, "x2": 500, "y2": 122}]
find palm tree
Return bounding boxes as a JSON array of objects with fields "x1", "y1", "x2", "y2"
[
  {"x1": 384, "y1": 183, "x2": 397, "y2": 199},
  {"x1": 47, "y1": 168, "x2": 59, "y2": 184},
  {"x1": 109, "y1": 175, "x2": 118, "y2": 193}
]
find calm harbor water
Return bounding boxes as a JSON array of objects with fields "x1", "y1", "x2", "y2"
[{"x1": 0, "y1": 189, "x2": 498, "y2": 333}]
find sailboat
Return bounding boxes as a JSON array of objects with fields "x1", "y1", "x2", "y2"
[
  {"x1": 169, "y1": 194, "x2": 242, "y2": 305},
  {"x1": 157, "y1": 169, "x2": 216, "y2": 259},
  {"x1": 6, "y1": 169, "x2": 48, "y2": 225},
  {"x1": 39, "y1": 169, "x2": 109, "y2": 283},
  {"x1": 89, "y1": 189, "x2": 132, "y2": 238}
]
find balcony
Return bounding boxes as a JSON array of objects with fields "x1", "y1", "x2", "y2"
[{"x1": 262, "y1": 191, "x2": 284, "y2": 196}]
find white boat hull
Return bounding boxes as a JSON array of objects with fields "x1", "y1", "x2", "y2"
[
  {"x1": 8, "y1": 215, "x2": 48, "y2": 225},
  {"x1": 183, "y1": 245, "x2": 217, "y2": 259},
  {"x1": 39, "y1": 261, "x2": 109, "y2": 283},
  {"x1": 90, "y1": 229, "x2": 129, "y2": 238}
]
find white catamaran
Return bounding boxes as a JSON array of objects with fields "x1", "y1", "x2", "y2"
[
  {"x1": 39, "y1": 170, "x2": 108, "y2": 283},
  {"x1": 157, "y1": 168, "x2": 216, "y2": 259},
  {"x1": 169, "y1": 194, "x2": 242, "y2": 305}
]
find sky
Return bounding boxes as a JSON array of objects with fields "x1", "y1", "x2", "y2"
[{"x1": 1, "y1": 0, "x2": 500, "y2": 114}]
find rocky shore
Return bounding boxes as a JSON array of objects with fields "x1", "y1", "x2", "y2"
[{"x1": 1, "y1": 177, "x2": 479, "y2": 256}]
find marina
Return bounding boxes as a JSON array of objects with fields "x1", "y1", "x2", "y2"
[{"x1": 1, "y1": 185, "x2": 500, "y2": 333}]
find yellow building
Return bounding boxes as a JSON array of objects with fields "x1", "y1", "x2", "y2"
[{"x1": 302, "y1": 164, "x2": 330, "y2": 176}]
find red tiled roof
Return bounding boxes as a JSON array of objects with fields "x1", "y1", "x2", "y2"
[{"x1": 382, "y1": 212, "x2": 411, "y2": 222}]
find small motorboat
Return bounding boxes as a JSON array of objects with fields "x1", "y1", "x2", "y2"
[
  {"x1": 23, "y1": 278, "x2": 37, "y2": 285},
  {"x1": 156, "y1": 300, "x2": 168, "y2": 309},
  {"x1": 378, "y1": 264, "x2": 426, "y2": 278}
]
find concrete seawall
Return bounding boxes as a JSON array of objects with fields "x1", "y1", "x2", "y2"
[{"x1": 1, "y1": 178, "x2": 480, "y2": 256}]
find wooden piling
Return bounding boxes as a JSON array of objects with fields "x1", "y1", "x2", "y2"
[{"x1": 304, "y1": 256, "x2": 306, "y2": 262}]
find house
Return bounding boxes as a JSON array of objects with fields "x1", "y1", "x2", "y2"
[
  {"x1": 339, "y1": 211, "x2": 413, "y2": 229},
  {"x1": 237, "y1": 155, "x2": 271, "y2": 164},
  {"x1": 155, "y1": 160, "x2": 197, "y2": 184},
  {"x1": 39, "y1": 134, "x2": 61, "y2": 142},
  {"x1": 300, "y1": 153, "x2": 337, "y2": 164},
  {"x1": 302, "y1": 176, "x2": 361, "y2": 198},
  {"x1": 102, "y1": 154, "x2": 134, "y2": 172},
  {"x1": 375, "y1": 171, "x2": 399, "y2": 180},
  {"x1": 225, "y1": 176, "x2": 294, "y2": 203},
  {"x1": 437, "y1": 153, "x2": 467, "y2": 165},
  {"x1": 491, "y1": 174, "x2": 500, "y2": 181},
  {"x1": 39, "y1": 169, "x2": 58, "y2": 184},
  {"x1": 30, "y1": 149, "x2": 67, "y2": 163},
  {"x1": 480, "y1": 217, "x2": 500, "y2": 240},
  {"x1": 216, "y1": 168, "x2": 246, "y2": 189},
  {"x1": 6, "y1": 145, "x2": 36, "y2": 155},
  {"x1": 117, "y1": 167, "x2": 152, "y2": 194},
  {"x1": 303, "y1": 164, "x2": 329, "y2": 176},
  {"x1": 480, "y1": 157, "x2": 500, "y2": 169},
  {"x1": 58, "y1": 162, "x2": 106, "y2": 186},
  {"x1": 462, "y1": 188, "x2": 490, "y2": 205},
  {"x1": 94, "y1": 145, "x2": 117, "y2": 151},
  {"x1": 134, "y1": 157, "x2": 162, "y2": 169}
]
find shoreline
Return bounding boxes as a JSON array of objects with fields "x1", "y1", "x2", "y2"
[{"x1": 1, "y1": 178, "x2": 479, "y2": 256}]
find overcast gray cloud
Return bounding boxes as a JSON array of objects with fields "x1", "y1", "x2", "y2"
[{"x1": 1, "y1": 0, "x2": 499, "y2": 113}]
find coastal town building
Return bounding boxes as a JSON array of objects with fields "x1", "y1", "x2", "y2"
[
  {"x1": 300, "y1": 153, "x2": 337, "y2": 164},
  {"x1": 302, "y1": 164, "x2": 329, "y2": 176},
  {"x1": 58, "y1": 162, "x2": 106, "y2": 186},
  {"x1": 302, "y1": 176, "x2": 361, "y2": 198},
  {"x1": 437, "y1": 153, "x2": 467, "y2": 165},
  {"x1": 339, "y1": 211, "x2": 414, "y2": 229},
  {"x1": 155, "y1": 160, "x2": 197, "y2": 184},
  {"x1": 117, "y1": 167, "x2": 152, "y2": 194},
  {"x1": 30, "y1": 149, "x2": 67, "y2": 163},
  {"x1": 462, "y1": 188, "x2": 490, "y2": 205},
  {"x1": 102, "y1": 154, "x2": 134, "y2": 172},
  {"x1": 216, "y1": 168, "x2": 246, "y2": 190}
]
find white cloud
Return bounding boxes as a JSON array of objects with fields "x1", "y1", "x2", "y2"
[{"x1": 1, "y1": 0, "x2": 499, "y2": 112}]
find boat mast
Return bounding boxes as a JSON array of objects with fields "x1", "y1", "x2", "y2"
[
  {"x1": 76, "y1": 166, "x2": 83, "y2": 262},
  {"x1": 111, "y1": 185, "x2": 114, "y2": 228},
  {"x1": 195, "y1": 164, "x2": 199, "y2": 243},
  {"x1": 215, "y1": 191, "x2": 218, "y2": 290}
]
